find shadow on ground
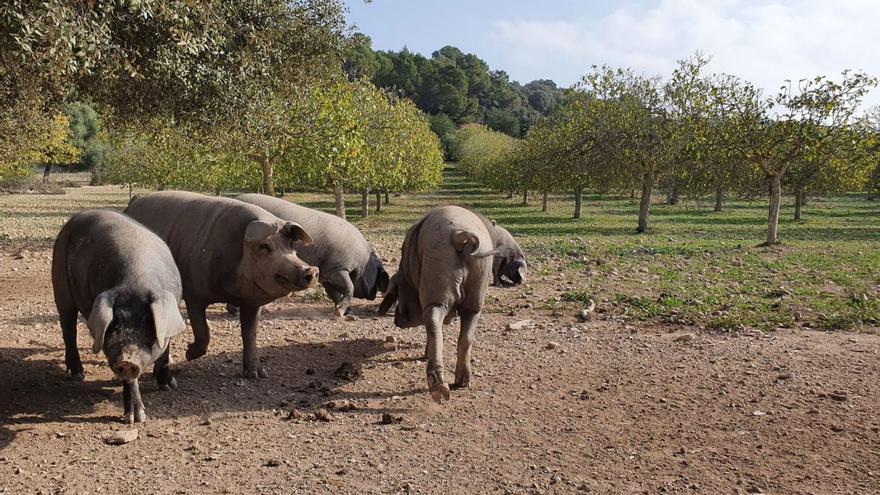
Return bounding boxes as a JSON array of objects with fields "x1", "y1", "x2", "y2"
[{"x1": 0, "y1": 328, "x2": 425, "y2": 451}]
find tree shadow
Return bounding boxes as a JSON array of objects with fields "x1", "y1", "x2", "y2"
[{"x1": 0, "y1": 332, "x2": 421, "y2": 451}]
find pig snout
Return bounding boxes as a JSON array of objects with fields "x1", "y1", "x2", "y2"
[
  {"x1": 276, "y1": 264, "x2": 319, "y2": 290},
  {"x1": 113, "y1": 360, "x2": 142, "y2": 381}
]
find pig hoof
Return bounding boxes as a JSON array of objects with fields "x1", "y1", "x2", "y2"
[
  {"x1": 451, "y1": 378, "x2": 470, "y2": 390},
  {"x1": 186, "y1": 344, "x2": 207, "y2": 361},
  {"x1": 124, "y1": 412, "x2": 134, "y2": 424},
  {"x1": 159, "y1": 376, "x2": 178, "y2": 391},
  {"x1": 429, "y1": 383, "x2": 451, "y2": 404},
  {"x1": 69, "y1": 371, "x2": 85, "y2": 381},
  {"x1": 334, "y1": 307, "x2": 345, "y2": 318},
  {"x1": 135, "y1": 408, "x2": 147, "y2": 423},
  {"x1": 243, "y1": 367, "x2": 269, "y2": 379}
]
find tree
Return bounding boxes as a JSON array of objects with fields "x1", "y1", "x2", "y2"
[
  {"x1": 1, "y1": 0, "x2": 347, "y2": 122},
  {"x1": 719, "y1": 72, "x2": 875, "y2": 244},
  {"x1": 63, "y1": 101, "x2": 105, "y2": 173}
]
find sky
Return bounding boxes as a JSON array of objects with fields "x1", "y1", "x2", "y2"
[{"x1": 343, "y1": 0, "x2": 879, "y2": 106}]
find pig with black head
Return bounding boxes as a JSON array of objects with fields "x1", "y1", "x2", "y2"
[
  {"x1": 52, "y1": 209, "x2": 186, "y2": 423},
  {"x1": 490, "y1": 222, "x2": 527, "y2": 286},
  {"x1": 233, "y1": 194, "x2": 388, "y2": 316},
  {"x1": 125, "y1": 191, "x2": 318, "y2": 378}
]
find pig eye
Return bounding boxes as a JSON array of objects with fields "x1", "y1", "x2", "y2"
[{"x1": 259, "y1": 243, "x2": 272, "y2": 253}]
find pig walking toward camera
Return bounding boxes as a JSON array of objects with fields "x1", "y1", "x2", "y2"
[
  {"x1": 377, "y1": 206, "x2": 497, "y2": 403},
  {"x1": 125, "y1": 191, "x2": 318, "y2": 378},
  {"x1": 52, "y1": 209, "x2": 186, "y2": 423},
  {"x1": 234, "y1": 194, "x2": 388, "y2": 316}
]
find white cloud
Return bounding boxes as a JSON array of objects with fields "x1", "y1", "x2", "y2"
[{"x1": 488, "y1": 0, "x2": 880, "y2": 105}]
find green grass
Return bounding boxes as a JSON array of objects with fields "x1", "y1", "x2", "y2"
[{"x1": 2, "y1": 164, "x2": 879, "y2": 332}]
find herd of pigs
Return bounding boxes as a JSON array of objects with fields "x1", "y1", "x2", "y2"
[{"x1": 51, "y1": 191, "x2": 527, "y2": 423}]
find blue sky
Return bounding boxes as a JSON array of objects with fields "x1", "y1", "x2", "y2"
[{"x1": 343, "y1": 0, "x2": 879, "y2": 105}]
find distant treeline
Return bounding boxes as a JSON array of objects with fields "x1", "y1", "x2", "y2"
[{"x1": 343, "y1": 33, "x2": 565, "y2": 139}]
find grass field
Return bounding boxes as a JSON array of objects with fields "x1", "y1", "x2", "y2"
[{"x1": 2, "y1": 166, "x2": 879, "y2": 332}]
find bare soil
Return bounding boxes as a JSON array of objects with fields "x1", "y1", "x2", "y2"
[{"x1": 1, "y1": 188, "x2": 879, "y2": 494}]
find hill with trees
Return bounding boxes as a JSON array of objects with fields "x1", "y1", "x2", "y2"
[{"x1": 343, "y1": 33, "x2": 565, "y2": 140}]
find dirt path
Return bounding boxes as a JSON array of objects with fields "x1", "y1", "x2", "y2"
[{"x1": 1, "y1": 246, "x2": 879, "y2": 494}]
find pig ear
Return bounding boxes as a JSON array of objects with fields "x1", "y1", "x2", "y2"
[
  {"x1": 87, "y1": 290, "x2": 116, "y2": 354},
  {"x1": 151, "y1": 291, "x2": 185, "y2": 351},
  {"x1": 491, "y1": 219, "x2": 497, "y2": 227},
  {"x1": 244, "y1": 221, "x2": 280, "y2": 243},
  {"x1": 281, "y1": 222, "x2": 314, "y2": 246}
]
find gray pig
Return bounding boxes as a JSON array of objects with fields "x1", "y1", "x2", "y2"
[
  {"x1": 491, "y1": 223, "x2": 527, "y2": 286},
  {"x1": 234, "y1": 193, "x2": 388, "y2": 316},
  {"x1": 52, "y1": 209, "x2": 186, "y2": 423},
  {"x1": 377, "y1": 206, "x2": 497, "y2": 403},
  {"x1": 124, "y1": 191, "x2": 319, "y2": 378}
]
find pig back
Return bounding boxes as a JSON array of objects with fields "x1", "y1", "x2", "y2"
[
  {"x1": 411, "y1": 206, "x2": 494, "y2": 311},
  {"x1": 54, "y1": 209, "x2": 182, "y2": 313},
  {"x1": 124, "y1": 191, "x2": 272, "y2": 303},
  {"x1": 236, "y1": 194, "x2": 371, "y2": 273}
]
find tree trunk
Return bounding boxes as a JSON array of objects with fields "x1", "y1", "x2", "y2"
[
  {"x1": 714, "y1": 187, "x2": 723, "y2": 212},
  {"x1": 522, "y1": 189, "x2": 528, "y2": 206},
  {"x1": 637, "y1": 170, "x2": 654, "y2": 233},
  {"x1": 375, "y1": 191, "x2": 382, "y2": 213},
  {"x1": 794, "y1": 187, "x2": 803, "y2": 220},
  {"x1": 541, "y1": 191, "x2": 548, "y2": 212},
  {"x1": 630, "y1": 189, "x2": 635, "y2": 201},
  {"x1": 667, "y1": 185, "x2": 679, "y2": 205},
  {"x1": 42, "y1": 164, "x2": 51, "y2": 181},
  {"x1": 384, "y1": 192, "x2": 390, "y2": 205},
  {"x1": 334, "y1": 183, "x2": 346, "y2": 220},
  {"x1": 766, "y1": 174, "x2": 782, "y2": 245},
  {"x1": 260, "y1": 157, "x2": 274, "y2": 197},
  {"x1": 361, "y1": 189, "x2": 369, "y2": 218},
  {"x1": 573, "y1": 185, "x2": 584, "y2": 219},
  {"x1": 507, "y1": 190, "x2": 514, "y2": 199}
]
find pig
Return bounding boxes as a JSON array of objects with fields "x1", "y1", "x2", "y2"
[
  {"x1": 124, "y1": 191, "x2": 319, "y2": 378},
  {"x1": 490, "y1": 223, "x2": 527, "y2": 286},
  {"x1": 233, "y1": 193, "x2": 388, "y2": 317},
  {"x1": 52, "y1": 209, "x2": 186, "y2": 423},
  {"x1": 377, "y1": 206, "x2": 498, "y2": 403}
]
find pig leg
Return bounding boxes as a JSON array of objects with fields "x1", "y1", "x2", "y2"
[
  {"x1": 185, "y1": 304, "x2": 211, "y2": 361},
  {"x1": 323, "y1": 270, "x2": 354, "y2": 317},
  {"x1": 452, "y1": 311, "x2": 479, "y2": 389},
  {"x1": 122, "y1": 378, "x2": 147, "y2": 424},
  {"x1": 424, "y1": 305, "x2": 450, "y2": 403},
  {"x1": 153, "y1": 347, "x2": 177, "y2": 391},
  {"x1": 239, "y1": 305, "x2": 268, "y2": 379},
  {"x1": 59, "y1": 308, "x2": 84, "y2": 380}
]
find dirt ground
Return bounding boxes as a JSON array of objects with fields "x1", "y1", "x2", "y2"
[{"x1": 1, "y1": 190, "x2": 880, "y2": 494}]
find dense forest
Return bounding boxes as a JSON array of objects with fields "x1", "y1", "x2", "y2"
[{"x1": 343, "y1": 33, "x2": 565, "y2": 140}]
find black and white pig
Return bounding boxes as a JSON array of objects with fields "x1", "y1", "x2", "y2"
[{"x1": 52, "y1": 209, "x2": 186, "y2": 423}]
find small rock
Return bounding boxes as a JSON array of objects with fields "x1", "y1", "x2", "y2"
[
  {"x1": 752, "y1": 410, "x2": 766, "y2": 416},
  {"x1": 264, "y1": 459, "x2": 281, "y2": 467},
  {"x1": 200, "y1": 418, "x2": 212, "y2": 426},
  {"x1": 286, "y1": 409, "x2": 305, "y2": 420},
  {"x1": 103, "y1": 429, "x2": 138, "y2": 445},
  {"x1": 826, "y1": 392, "x2": 848, "y2": 402},
  {"x1": 545, "y1": 341, "x2": 559, "y2": 350},
  {"x1": 54, "y1": 431, "x2": 66, "y2": 438},
  {"x1": 334, "y1": 362, "x2": 362, "y2": 381},
  {"x1": 381, "y1": 413, "x2": 402, "y2": 425},
  {"x1": 385, "y1": 335, "x2": 397, "y2": 344},
  {"x1": 344, "y1": 314, "x2": 359, "y2": 322},
  {"x1": 314, "y1": 408, "x2": 333, "y2": 422},
  {"x1": 507, "y1": 319, "x2": 533, "y2": 331},
  {"x1": 776, "y1": 372, "x2": 793, "y2": 381},
  {"x1": 674, "y1": 333, "x2": 694, "y2": 343}
]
